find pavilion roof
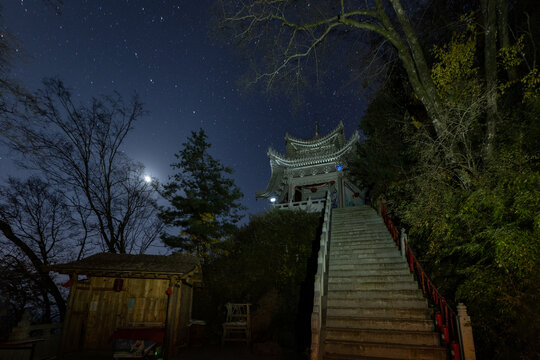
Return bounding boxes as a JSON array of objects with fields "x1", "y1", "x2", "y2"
[
  {"x1": 284, "y1": 122, "x2": 346, "y2": 159},
  {"x1": 50, "y1": 253, "x2": 201, "y2": 280},
  {"x1": 256, "y1": 122, "x2": 359, "y2": 199}
]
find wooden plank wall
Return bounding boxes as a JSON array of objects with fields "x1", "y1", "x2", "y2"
[
  {"x1": 63, "y1": 277, "x2": 169, "y2": 351},
  {"x1": 61, "y1": 282, "x2": 92, "y2": 352}
]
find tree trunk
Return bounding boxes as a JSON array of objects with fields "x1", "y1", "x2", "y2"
[
  {"x1": 388, "y1": 0, "x2": 446, "y2": 136},
  {"x1": 481, "y1": 0, "x2": 499, "y2": 161},
  {"x1": 497, "y1": 0, "x2": 517, "y2": 81}
]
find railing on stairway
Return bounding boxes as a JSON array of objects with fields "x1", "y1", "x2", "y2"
[
  {"x1": 310, "y1": 191, "x2": 332, "y2": 360},
  {"x1": 380, "y1": 202, "x2": 463, "y2": 360}
]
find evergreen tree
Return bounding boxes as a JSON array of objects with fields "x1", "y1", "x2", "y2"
[{"x1": 160, "y1": 129, "x2": 244, "y2": 258}]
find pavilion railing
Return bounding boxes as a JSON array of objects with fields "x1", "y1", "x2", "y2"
[
  {"x1": 273, "y1": 198, "x2": 326, "y2": 212},
  {"x1": 310, "y1": 191, "x2": 332, "y2": 360},
  {"x1": 380, "y1": 202, "x2": 463, "y2": 360}
]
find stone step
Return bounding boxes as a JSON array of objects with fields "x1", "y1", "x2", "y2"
[
  {"x1": 331, "y1": 235, "x2": 391, "y2": 242},
  {"x1": 326, "y1": 307, "x2": 430, "y2": 321},
  {"x1": 328, "y1": 268, "x2": 411, "y2": 277},
  {"x1": 325, "y1": 327, "x2": 441, "y2": 346},
  {"x1": 332, "y1": 233, "x2": 390, "y2": 238},
  {"x1": 328, "y1": 274, "x2": 414, "y2": 284},
  {"x1": 332, "y1": 218, "x2": 383, "y2": 222},
  {"x1": 331, "y1": 234, "x2": 390, "y2": 239},
  {"x1": 331, "y1": 240, "x2": 393, "y2": 247},
  {"x1": 331, "y1": 241, "x2": 395, "y2": 248},
  {"x1": 329, "y1": 256, "x2": 405, "y2": 266},
  {"x1": 324, "y1": 340, "x2": 446, "y2": 360},
  {"x1": 329, "y1": 254, "x2": 406, "y2": 264},
  {"x1": 331, "y1": 243, "x2": 397, "y2": 252},
  {"x1": 330, "y1": 243, "x2": 397, "y2": 251},
  {"x1": 330, "y1": 248, "x2": 400, "y2": 259},
  {"x1": 332, "y1": 212, "x2": 380, "y2": 217},
  {"x1": 328, "y1": 281, "x2": 418, "y2": 291},
  {"x1": 331, "y1": 218, "x2": 384, "y2": 223},
  {"x1": 331, "y1": 224, "x2": 385, "y2": 229},
  {"x1": 331, "y1": 219, "x2": 383, "y2": 224},
  {"x1": 324, "y1": 354, "x2": 410, "y2": 360},
  {"x1": 327, "y1": 289, "x2": 424, "y2": 300},
  {"x1": 332, "y1": 207, "x2": 378, "y2": 218},
  {"x1": 329, "y1": 262, "x2": 406, "y2": 271},
  {"x1": 326, "y1": 297, "x2": 427, "y2": 310},
  {"x1": 326, "y1": 316, "x2": 434, "y2": 331},
  {"x1": 331, "y1": 229, "x2": 390, "y2": 235}
]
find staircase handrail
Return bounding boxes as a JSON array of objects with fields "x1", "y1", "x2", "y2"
[
  {"x1": 310, "y1": 190, "x2": 332, "y2": 360},
  {"x1": 380, "y1": 202, "x2": 462, "y2": 360}
]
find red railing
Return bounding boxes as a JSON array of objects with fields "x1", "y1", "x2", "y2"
[{"x1": 380, "y1": 202, "x2": 461, "y2": 360}]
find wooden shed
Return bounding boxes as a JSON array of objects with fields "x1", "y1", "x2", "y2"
[{"x1": 51, "y1": 253, "x2": 202, "y2": 357}]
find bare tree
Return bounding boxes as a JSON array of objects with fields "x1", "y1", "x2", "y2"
[
  {"x1": 221, "y1": 0, "x2": 447, "y2": 135},
  {"x1": 1, "y1": 79, "x2": 162, "y2": 254},
  {"x1": 219, "y1": 0, "x2": 521, "y2": 161},
  {"x1": 0, "y1": 177, "x2": 76, "y2": 321}
]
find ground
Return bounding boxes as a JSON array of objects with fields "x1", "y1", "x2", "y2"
[{"x1": 61, "y1": 344, "x2": 300, "y2": 360}]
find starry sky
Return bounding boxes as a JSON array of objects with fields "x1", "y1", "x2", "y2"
[{"x1": 1, "y1": 0, "x2": 369, "y2": 217}]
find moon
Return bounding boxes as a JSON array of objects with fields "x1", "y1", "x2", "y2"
[{"x1": 144, "y1": 175, "x2": 152, "y2": 183}]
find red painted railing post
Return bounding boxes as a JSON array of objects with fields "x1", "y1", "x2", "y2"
[
  {"x1": 451, "y1": 342, "x2": 461, "y2": 360},
  {"x1": 378, "y1": 201, "x2": 463, "y2": 358}
]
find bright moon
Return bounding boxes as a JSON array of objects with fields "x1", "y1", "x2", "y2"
[{"x1": 144, "y1": 175, "x2": 152, "y2": 183}]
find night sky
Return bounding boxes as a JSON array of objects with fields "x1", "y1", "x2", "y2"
[{"x1": 1, "y1": 0, "x2": 368, "y2": 217}]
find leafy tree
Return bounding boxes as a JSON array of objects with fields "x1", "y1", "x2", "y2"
[
  {"x1": 350, "y1": 11, "x2": 540, "y2": 358},
  {"x1": 0, "y1": 79, "x2": 162, "y2": 254},
  {"x1": 160, "y1": 129, "x2": 244, "y2": 259}
]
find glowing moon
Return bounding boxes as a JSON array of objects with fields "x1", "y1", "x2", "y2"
[{"x1": 144, "y1": 175, "x2": 152, "y2": 183}]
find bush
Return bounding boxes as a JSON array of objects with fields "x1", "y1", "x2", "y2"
[{"x1": 193, "y1": 209, "x2": 321, "y2": 351}]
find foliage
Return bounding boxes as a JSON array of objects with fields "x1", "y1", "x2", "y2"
[
  {"x1": 349, "y1": 69, "x2": 417, "y2": 203},
  {"x1": 498, "y1": 34, "x2": 540, "y2": 102},
  {"x1": 431, "y1": 18, "x2": 481, "y2": 108},
  {"x1": 402, "y1": 150, "x2": 540, "y2": 359},
  {"x1": 160, "y1": 129, "x2": 244, "y2": 259},
  {"x1": 196, "y1": 209, "x2": 320, "y2": 349},
  {"x1": 350, "y1": 4, "x2": 540, "y2": 357}
]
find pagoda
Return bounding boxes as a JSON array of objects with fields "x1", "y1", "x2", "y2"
[{"x1": 257, "y1": 122, "x2": 364, "y2": 211}]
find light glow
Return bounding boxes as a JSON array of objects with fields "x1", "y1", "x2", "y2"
[
  {"x1": 144, "y1": 175, "x2": 152, "y2": 183},
  {"x1": 270, "y1": 196, "x2": 277, "y2": 203}
]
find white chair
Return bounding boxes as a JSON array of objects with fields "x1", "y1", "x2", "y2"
[{"x1": 221, "y1": 303, "x2": 251, "y2": 345}]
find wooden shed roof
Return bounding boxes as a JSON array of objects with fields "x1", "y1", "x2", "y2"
[{"x1": 50, "y1": 253, "x2": 201, "y2": 280}]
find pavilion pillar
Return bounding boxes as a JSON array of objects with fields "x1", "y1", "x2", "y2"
[
  {"x1": 338, "y1": 172, "x2": 344, "y2": 208},
  {"x1": 288, "y1": 179, "x2": 294, "y2": 203}
]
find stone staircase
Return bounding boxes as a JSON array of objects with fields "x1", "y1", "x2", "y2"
[{"x1": 322, "y1": 206, "x2": 447, "y2": 360}]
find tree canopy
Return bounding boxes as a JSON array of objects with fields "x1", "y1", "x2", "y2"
[
  {"x1": 160, "y1": 129, "x2": 244, "y2": 259},
  {"x1": 0, "y1": 79, "x2": 162, "y2": 255}
]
